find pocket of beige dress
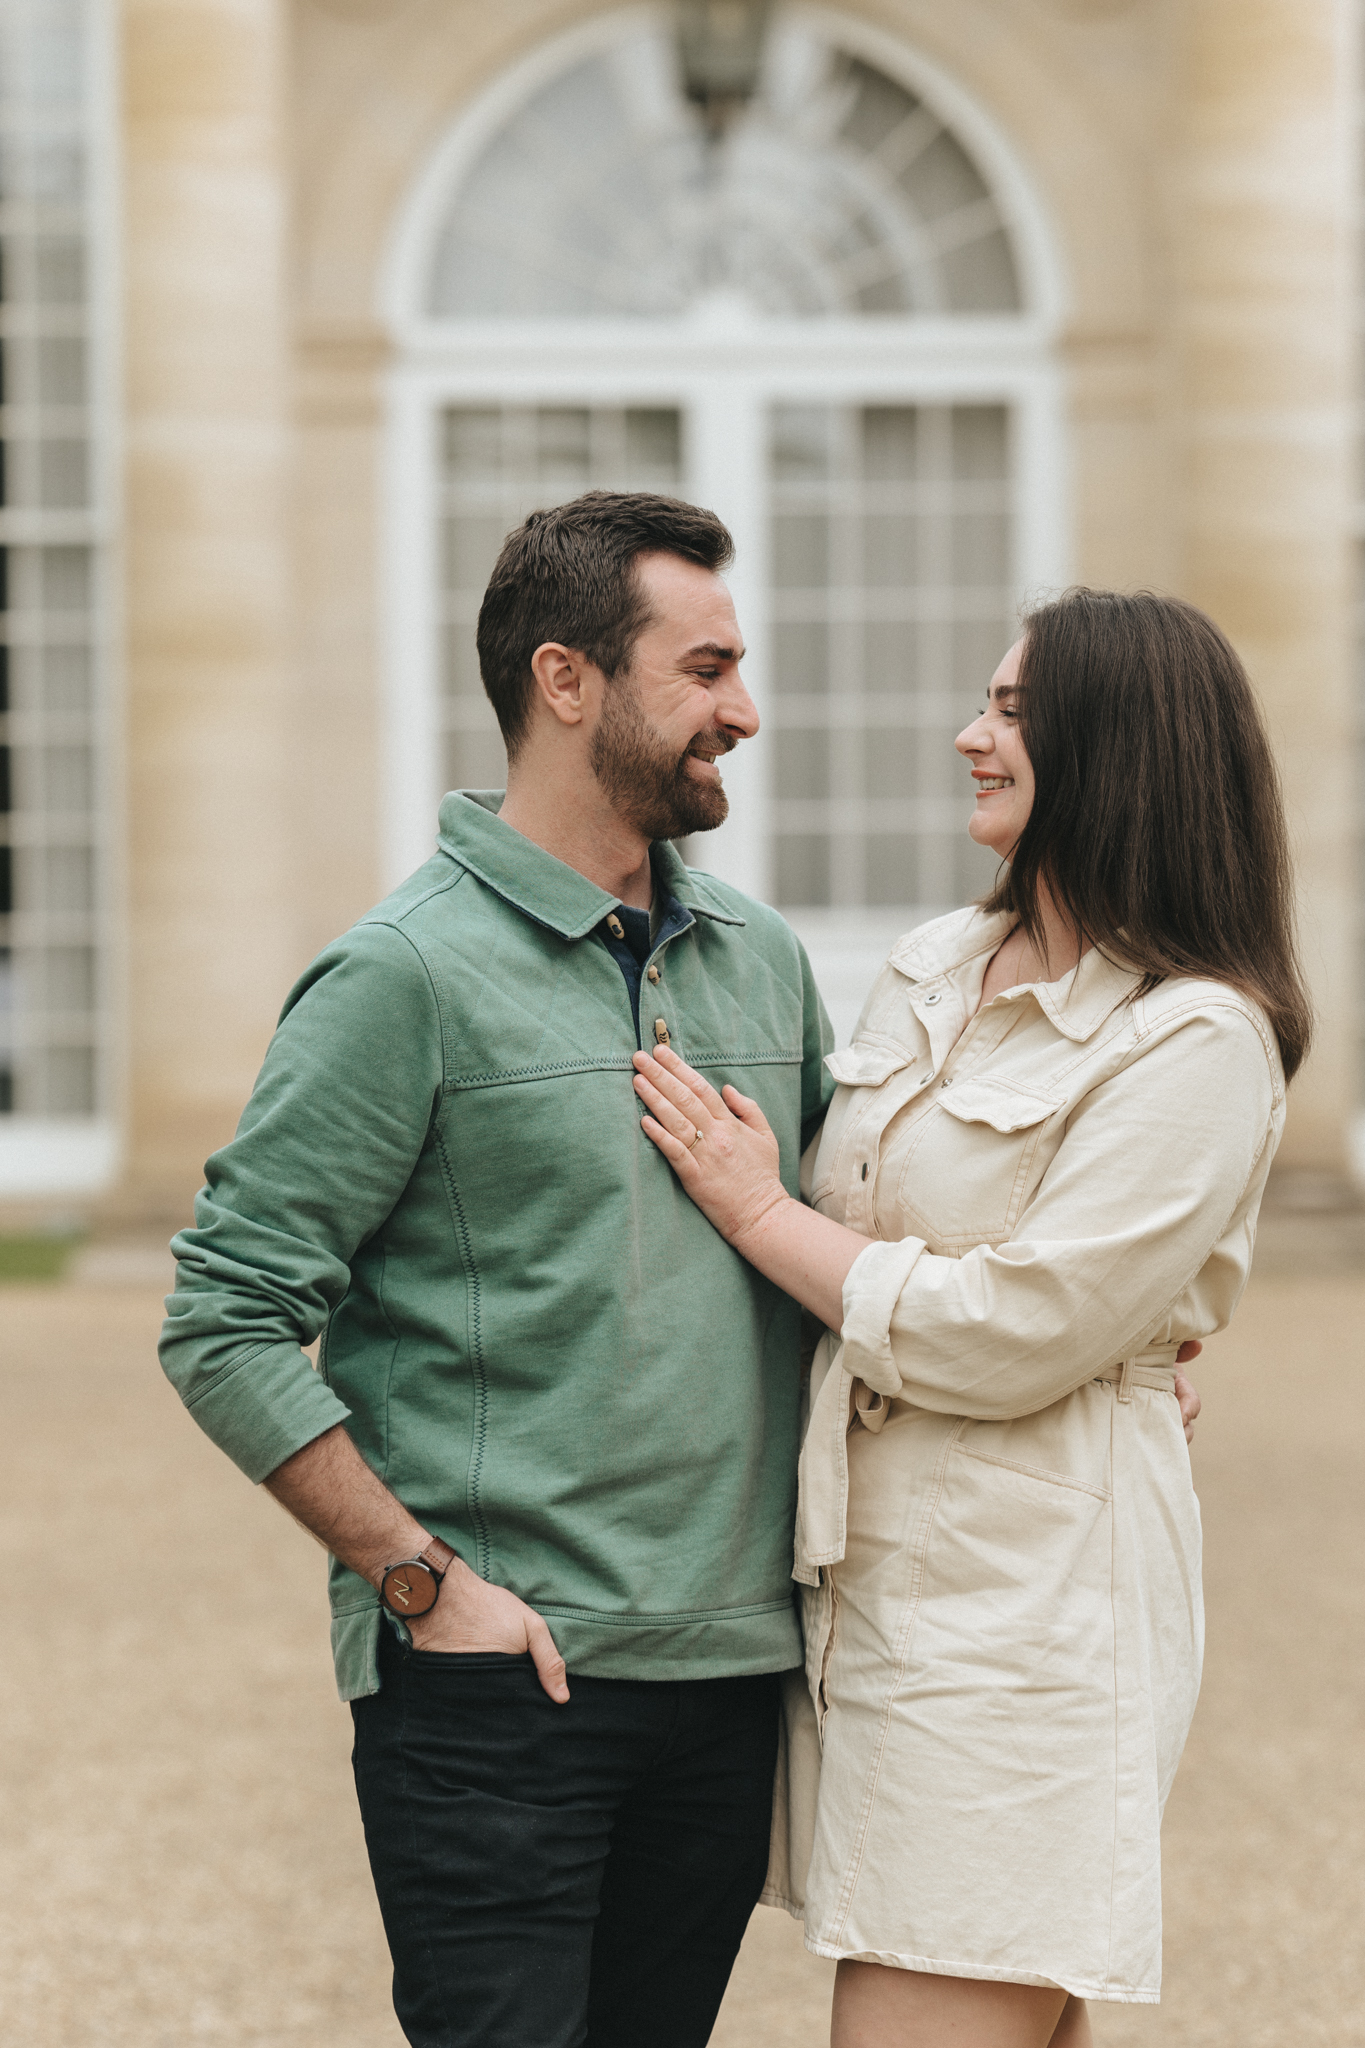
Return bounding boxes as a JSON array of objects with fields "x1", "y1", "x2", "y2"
[
  {"x1": 952, "y1": 1443, "x2": 1110, "y2": 1501},
  {"x1": 922, "y1": 1444, "x2": 1115, "y2": 1684},
  {"x1": 889, "y1": 1082, "x2": 1060, "y2": 1245}
]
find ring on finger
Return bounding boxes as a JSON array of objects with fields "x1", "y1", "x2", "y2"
[{"x1": 687, "y1": 1124, "x2": 704, "y2": 1151}]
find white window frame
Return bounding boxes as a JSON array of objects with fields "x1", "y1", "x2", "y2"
[{"x1": 378, "y1": 5, "x2": 1071, "y2": 1036}]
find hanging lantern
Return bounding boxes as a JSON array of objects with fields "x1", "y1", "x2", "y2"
[{"x1": 676, "y1": 0, "x2": 773, "y2": 139}]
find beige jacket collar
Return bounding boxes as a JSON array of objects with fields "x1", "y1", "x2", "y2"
[{"x1": 889, "y1": 907, "x2": 1143, "y2": 1045}]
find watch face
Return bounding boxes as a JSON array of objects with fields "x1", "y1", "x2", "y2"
[{"x1": 382, "y1": 1560, "x2": 439, "y2": 1617}]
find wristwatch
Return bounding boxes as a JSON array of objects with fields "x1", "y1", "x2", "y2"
[{"x1": 379, "y1": 1537, "x2": 457, "y2": 1619}]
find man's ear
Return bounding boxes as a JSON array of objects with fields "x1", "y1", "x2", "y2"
[{"x1": 530, "y1": 642, "x2": 600, "y2": 729}]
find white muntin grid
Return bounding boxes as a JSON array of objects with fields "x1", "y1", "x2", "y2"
[
  {"x1": 0, "y1": 0, "x2": 119, "y2": 1194},
  {"x1": 379, "y1": 5, "x2": 1072, "y2": 1038}
]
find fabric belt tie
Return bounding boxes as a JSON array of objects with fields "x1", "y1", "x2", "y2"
[
  {"x1": 847, "y1": 1346, "x2": 1182, "y2": 1440},
  {"x1": 1094, "y1": 1346, "x2": 1182, "y2": 1404}
]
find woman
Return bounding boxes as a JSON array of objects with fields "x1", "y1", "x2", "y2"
[{"x1": 630, "y1": 591, "x2": 1311, "y2": 2048}]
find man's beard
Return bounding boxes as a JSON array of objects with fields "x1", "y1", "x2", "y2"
[{"x1": 588, "y1": 680, "x2": 734, "y2": 841}]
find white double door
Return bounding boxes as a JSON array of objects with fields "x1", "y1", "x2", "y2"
[{"x1": 383, "y1": 328, "x2": 1067, "y2": 1039}]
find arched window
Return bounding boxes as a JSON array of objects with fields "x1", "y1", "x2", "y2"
[{"x1": 382, "y1": 8, "x2": 1068, "y2": 1037}]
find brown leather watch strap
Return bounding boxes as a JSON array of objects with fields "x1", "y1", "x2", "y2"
[{"x1": 419, "y1": 1537, "x2": 457, "y2": 1576}]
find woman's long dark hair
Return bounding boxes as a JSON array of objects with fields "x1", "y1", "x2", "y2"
[{"x1": 981, "y1": 588, "x2": 1313, "y2": 1079}]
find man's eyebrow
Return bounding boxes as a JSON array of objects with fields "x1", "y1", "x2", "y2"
[{"x1": 680, "y1": 640, "x2": 744, "y2": 664}]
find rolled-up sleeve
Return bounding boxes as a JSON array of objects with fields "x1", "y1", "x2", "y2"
[
  {"x1": 159, "y1": 921, "x2": 446, "y2": 1482},
  {"x1": 839, "y1": 1005, "x2": 1280, "y2": 1421}
]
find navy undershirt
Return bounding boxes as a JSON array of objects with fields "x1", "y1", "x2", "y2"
[{"x1": 597, "y1": 889, "x2": 690, "y2": 1042}]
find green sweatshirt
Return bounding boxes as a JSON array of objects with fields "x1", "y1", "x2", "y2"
[{"x1": 160, "y1": 791, "x2": 834, "y2": 1698}]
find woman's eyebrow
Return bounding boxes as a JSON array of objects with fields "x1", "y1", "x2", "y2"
[{"x1": 990, "y1": 682, "x2": 1021, "y2": 705}]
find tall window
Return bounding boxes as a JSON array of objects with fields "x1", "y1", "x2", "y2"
[
  {"x1": 384, "y1": 9, "x2": 1066, "y2": 1036},
  {"x1": 0, "y1": 0, "x2": 114, "y2": 1188}
]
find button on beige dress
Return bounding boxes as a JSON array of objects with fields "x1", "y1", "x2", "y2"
[{"x1": 763, "y1": 908, "x2": 1286, "y2": 2004}]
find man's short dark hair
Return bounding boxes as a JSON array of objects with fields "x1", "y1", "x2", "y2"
[{"x1": 476, "y1": 490, "x2": 735, "y2": 759}]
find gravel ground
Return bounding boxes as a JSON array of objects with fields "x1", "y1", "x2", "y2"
[{"x1": 1, "y1": 1253, "x2": 1361, "y2": 2046}]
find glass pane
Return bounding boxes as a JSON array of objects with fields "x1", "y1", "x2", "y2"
[
  {"x1": 863, "y1": 728, "x2": 918, "y2": 802},
  {"x1": 772, "y1": 408, "x2": 830, "y2": 481},
  {"x1": 36, "y1": 1044, "x2": 94, "y2": 1114},
  {"x1": 773, "y1": 621, "x2": 828, "y2": 697},
  {"x1": 40, "y1": 644, "x2": 90, "y2": 711},
  {"x1": 535, "y1": 408, "x2": 591, "y2": 483},
  {"x1": 862, "y1": 408, "x2": 919, "y2": 480},
  {"x1": 897, "y1": 128, "x2": 990, "y2": 225},
  {"x1": 442, "y1": 514, "x2": 512, "y2": 595},
  {"x1": 864, "y1": 621, "x2": 917, "y2": 695},
  {"x1": 35, "y1": 239, "x2": 83, "y2": 302},
  {"x1": 773, "y1": 513, "x2": 828, "y2": 591},
  {"x1": 40, "y1": 845, "x2": 93, "y2": 910},
  {"x1": 775, "y1": 729, "x2": 830, "y2": 802},
  {"x1": 625, "y1": 409, "x2": 681, "y2": 479},
  {"x1": 443, "y1": 408, "x2": 501, "y2": 470},
  {"x1": 951, "y1": 406, "x2": 1009, "y2": 480},
  {"x1": 442, "y1": 623, "x2": 485, "y2": 702},
  {"x1": 41, "y1": 744, "x2": 93, "y2": 810},
  {"x1": 39, "y1": 438, "x2": 88, "y2": 507},
  {"x1": 775, "y1": 835, "x2": 829, "y2": 908},
  {"x1": 866, "y1": 834, "x2": 919, "y2": 905},
  {"x1": 952, "y1": 512, "x2": 1009, "y2": 584},
  {"x1": 41, "y1": 546, "x2": 91, "y2": 606},
  {"x1": 941, "y1": 231, "x2": 1020, "y2": 316},
  {"x1": 41, "y1": 944, "x2": 94, "y2": 1010},
  {"x1": 443, "y1": 726, "x2": 506, "y2": 795},
  {"x1": 864, "y1": 513, "x2": 920, "y2": 588},
  {"x1": 36, "y1": 336, "x2": 84, "y2": 402}
]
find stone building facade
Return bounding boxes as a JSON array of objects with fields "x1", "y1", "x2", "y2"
[{"x1": 1, "y1": 0, "x2": 1359, "y2": 1225}]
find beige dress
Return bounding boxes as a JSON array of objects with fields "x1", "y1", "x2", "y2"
[{"x1": 764, "y1": 907, "x2": 1285, "y2": 2003}]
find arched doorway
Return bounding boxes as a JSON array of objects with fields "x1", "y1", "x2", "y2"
[{"x1": 380, "y1": 5, "x2": 1069, "y2": 1038}]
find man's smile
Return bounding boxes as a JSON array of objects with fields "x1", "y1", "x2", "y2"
[{"x1": 685, "y1": 734, "x2": 735, "y2": 780}]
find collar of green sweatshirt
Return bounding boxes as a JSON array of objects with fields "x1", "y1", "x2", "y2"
[{"x1": 161, "y1": 790, "x2": 834, "y2": 1699}]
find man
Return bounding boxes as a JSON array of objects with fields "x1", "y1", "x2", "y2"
[{"x1": 160, "y1": 491, "x2": 834, "y2": 2048}]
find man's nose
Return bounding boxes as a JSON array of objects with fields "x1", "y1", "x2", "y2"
[{"x1": 716, "y1": 667, "x2": 760, "y2": 740}]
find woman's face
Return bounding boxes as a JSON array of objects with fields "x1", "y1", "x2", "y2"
[{"x1": 955, "y1": 639, "x2": 1035, "y2": 860}]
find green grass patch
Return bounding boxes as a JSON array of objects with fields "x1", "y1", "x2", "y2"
[{"x1": 0, "y1": 1234, "x2": 83, "y2": 1282}]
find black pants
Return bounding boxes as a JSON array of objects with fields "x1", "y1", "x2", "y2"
[{"x1": 351, "y1": 1626, "x2": 781, "y2": 2048}]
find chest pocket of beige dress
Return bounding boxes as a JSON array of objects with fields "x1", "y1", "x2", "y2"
[
  {"x1": 811, "y1": 1039, "x2": 921, "y2": 1209},
  {"x1": 881, "y1": 1076, "x2": 1062, "y2": 1251}
]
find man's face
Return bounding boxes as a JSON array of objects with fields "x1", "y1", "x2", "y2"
[{"x1": 587, "y1": 552, "x2": 758, "y2": 842}]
